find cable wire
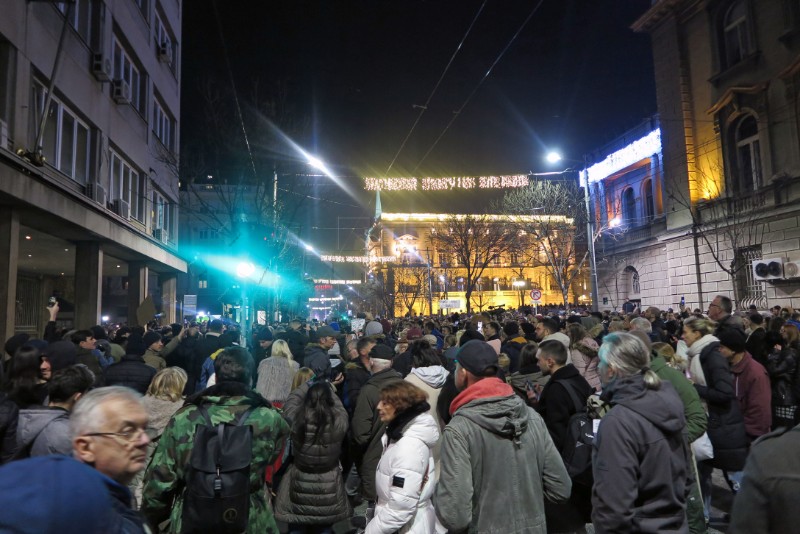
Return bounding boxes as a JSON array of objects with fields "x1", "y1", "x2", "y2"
[
  {"x1": 384, "y1": 0, "x2": 488, "y2": 176},
  {"x1": 413, "y1": 0, "x2": 546, "y2": 173}
]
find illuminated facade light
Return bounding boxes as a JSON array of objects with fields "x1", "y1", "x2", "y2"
[
  {"x1": 320, "y1": 255, "x2": 397, "y2": 263},
  {"x1": 583, "y1": 128, "x2": 661, "y2": 184}
]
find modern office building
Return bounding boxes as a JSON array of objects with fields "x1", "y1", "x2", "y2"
[{"x1": 0, "y1": 0, "x2": 185, "y2": 341}]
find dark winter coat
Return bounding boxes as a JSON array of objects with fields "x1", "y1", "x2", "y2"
[
  {"x1": 694, "y1": 341, "x2": 749, "y2": 471},
  {"x1": 535, "y1": 364, "x2": 594, "y2": 451},
  {"x1": 190, "y1": 332, "x2": 223, "y2": 391},
  {"x1": 0, "y1": 393, "x2": 19, "y2": 463},
  {"x1": 501, "y1": 336, "x2": 527, "y2": 374},
  {"x1": 276, "y1": 329, "x2": 310, "y2": 365},
  {"x1": 729, "y1": 425, "x2": 800, "y2": 534},
  {"x1": 745, "y1": 327, "x2": 767, "y2": 365},
  {"x1": 391, "y1": 350, "x2": 413, "y2": 378},
  {"x1": 343, "y1": 360, "x2": 370, "y2": 416},
  {"x1": 303, "y1": 344, "x2": 332, "y2": 380},
  {"x1": 104, "y1": 355, "x2": 157, "y2": 394},
  {"x1": 274, "y1": 392, "x2": 351, "y2": 525},
  {"x1": 765, "y1": 346, "x2": 797, "y2": 406},
  {"x1": 592, "y1": 374, "x2": 690, "y2": 534},
  {"x1": 16, "y1": 407, "x2": 72, "y2": 456},
  {"x1": 351, "y1": 368, "x2": 403, "y2": 501},
  {"x1": 75, "y1": 347, "x2": 104, "y2": 387}
]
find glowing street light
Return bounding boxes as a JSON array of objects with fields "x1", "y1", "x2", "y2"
[
  {"x1": 546, "y1": 151, "x2": 563, "y2": 164},
  {"x1": 236, "y1": 261, "x2": 256, "y2": 278},
  {"x1": 304, "y1": 243, "x2": 315, "y2": 252}
]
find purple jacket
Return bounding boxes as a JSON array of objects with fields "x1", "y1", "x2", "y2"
[{"x1": 731, "y1": 352, "x2": 772, "y2": 440}]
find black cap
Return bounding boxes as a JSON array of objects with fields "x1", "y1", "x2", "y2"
[
  {"x1": 369, "y1": 343, "x2": 394, "y2": 361},
  {"x1": 456, "y1": 340, "x2": 498, "y2": 376},
  {"x1": 718, "y1": 329, "x2": 747, "y2": 353}
]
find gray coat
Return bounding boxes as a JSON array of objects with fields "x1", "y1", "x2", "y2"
[
  {"x1": 274, "y1": 391, "x2": 351, "y2": 525},
  {"x1": 434, "y1": 379, "x2": 571, "y2": 533},
  {"x1": 16, "y1": 407, "x2": 72, "y2": 456}
]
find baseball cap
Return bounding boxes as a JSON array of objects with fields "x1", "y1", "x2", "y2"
[
  {"x1": 455, "y1": 340, "x2": 498, "y2": 376},
  {"x1": 369, "y1": 343, "x2": 394, "y2": 361},
  {"x1": 316, "y1": 325, "x2": 337, "y2": 338}
]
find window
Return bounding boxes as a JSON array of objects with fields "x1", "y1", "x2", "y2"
[
  {"x1": 199, "y1": 228, "x2": 218, "y2": 240},
  {"x1": 0, "y1": 40, "x2": 13, "y2": 128},
  {"x1": 642, "y1": 179, "x2": 655, "y2": 221},
  {"x1": 109, "y1": 151, "x2": 145, "y2": 221},
  {"x1": 133, "y1": 0, "x2": 149, "y2": 19},
  {"x1": 731, "y1": 114, "x2": 762, "y2": 194},
  {"x1": 151, "y1": 189, "x2": 176, "y2": 241},
  {"x1": 153, "y1": 98, "x2": 174, "y2": 150},
  {"x1": 735, "y1": 246, "x2": 766, "y2": 309},
  {"x1": 622, "y1": 187, "x2": 636, "y2": 224},
  {"x1": 112, "y1": 38, "x2": 145, "y2": 114},
  {"x1": 57, "y1": 1, "x2": 92, "y2": 43},
  {"x1": 198, "y1": 278, "x2": 208, "y2": 289},
  {"x1": 154, "y1": 11, "x2": 177, "y2": 71},
  {"x1": 33, "y1": 83, "x2": 90, "y2": 183},
  {"x1": 722, "y1": 1, "x2": 753, "y2": 68}
]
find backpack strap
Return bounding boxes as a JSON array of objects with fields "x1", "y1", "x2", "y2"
[{"x1": 558, "y1": 380, "x2": 587, "y2": 414}]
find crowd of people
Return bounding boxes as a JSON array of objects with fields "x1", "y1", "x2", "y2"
[{"x1": 1, "y1": 297, "x2": 799, "y2": 533}]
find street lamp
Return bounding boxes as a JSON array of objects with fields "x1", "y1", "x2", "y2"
[{"x1": 545, "y1": 151, "x2": 600, "y2": 311}]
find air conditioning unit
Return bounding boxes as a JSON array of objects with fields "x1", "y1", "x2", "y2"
[
  {"x1": 0, "y1": 119, "x2": 8, "y2": 151},
  {"x1": 112, "y1": 79, "x2": 131, "y2": 105},
  {"x1": 85, "y1": 182, "x2": 107, "y2": 206},
  {"x1": 112, "y1": 199, "x2": 130, "y2": 219},
  {"x1": 92, "y1": 54, "x2": 112, "y2": 82},
  {"x1": 154, "y1": 228, "x2": 169, "y2": 244},
  {"x1": 752, "y1": 258, "x2": 785, "y2": 281},
  {"x1": 158, "y1": 42, "x2": 173, "y2": 64},
  {"x1": 784, "y1": 261, "x2": 800, "y2": 279}
]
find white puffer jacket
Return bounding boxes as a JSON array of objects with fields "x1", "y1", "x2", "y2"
[{"x1": 366, "y1": 412, "x2": 440, "y2": 534}]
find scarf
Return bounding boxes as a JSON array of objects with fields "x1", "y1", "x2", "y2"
[
  {"x1": 386, "y1": 401, "x2": 430, "y2": 442},
  {"x1": 686, "y1": 334, "x2": 719, "y2": 358}
]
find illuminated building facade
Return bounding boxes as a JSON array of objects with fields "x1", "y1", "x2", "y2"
[
  {"x1": 367, "y1": 212, "x2": 582, "y2": 317},
  {"x1": 610, "y1": 0, "x2": 800, "y2": 311}
]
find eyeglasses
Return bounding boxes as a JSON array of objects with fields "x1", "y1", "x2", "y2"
[
  {"x1": 84, "y1": 427, "x2": 147, "y2": 443},
  {"x1": 708, "y1": 303, "x2": 720, "y2": 309}
]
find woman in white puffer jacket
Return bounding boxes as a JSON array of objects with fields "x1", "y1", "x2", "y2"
[{"x1": 366, "y1": 381, "x2": 440, "y2": 534}]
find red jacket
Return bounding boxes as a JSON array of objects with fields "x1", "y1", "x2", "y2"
[{"x1": 731, "y1": 352, "x2": 772, "y2": 440}]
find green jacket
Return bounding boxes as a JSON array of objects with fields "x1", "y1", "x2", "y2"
[
  {"x1": 141, "y1": 390, "x2": 290, "y2": 533},
  {"x1": 650, "y1": 355, "x2": 707, "y2": 442}
]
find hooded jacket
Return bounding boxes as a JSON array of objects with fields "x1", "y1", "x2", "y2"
[
  {"x1": 367, "y1": 412, "x2": 440, "y2": 534},
  {"x1": 140, "y1": 382, "x2": 290, "y2": 533},
  {"x1": 304, "y1": 343, "x2": 332, "y2": 380},
  {"x1": 592, "y1": 374, "x2": 690, "y2": 534},
  {"x1": 16, "y1": 406, "x2": 72, "y2": 456},
  {"x1": 435, "y1": 378, "x2": 571, "y2": 534},
  {"x1": 570, "y1": 337, "x2": 601, "y2": 391}
]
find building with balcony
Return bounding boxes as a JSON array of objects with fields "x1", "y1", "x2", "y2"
[
  {"x1": 604, "y1": 0, "x2": 800, "y2": 312},
  {"x1": 0, "y1": 1, "x2": 185, "y2": 340}
]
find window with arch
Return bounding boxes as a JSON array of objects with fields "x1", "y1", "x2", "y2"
[
  {"x1": 730, "y1": 113, "x2": 762, "y2": 194},
  {"x1": 642, "y1": 178, "x2": 655, "y2": 221},
  {"x1": 622, "y1": 188, "x2": 636, "y2": 224},
  {"x1": 721, "y1": 0, "x2": 753, "y2": 68}
]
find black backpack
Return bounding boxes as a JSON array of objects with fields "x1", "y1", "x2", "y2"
[
  {"x1": 181, "y1": 405, "x2": 254, "y2": 534},
  {"x1": 558, "y1": 381, "x2": 595, "y2": 487}
]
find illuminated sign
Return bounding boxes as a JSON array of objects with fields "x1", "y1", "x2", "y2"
[
  {"x1": 313, "y1": 279, "x2": 363, "y2": 285},
  {"x1": 364, "y1": 175, "x2": 529, "y2": 191},
  {"x1": 583, "y1": 129, "x2": 661, "y2": 184},
  {"x1": 308, "y1": 296, "x2": 345, "y2": 302},
  {"x1": 315, "y1": 284, "x2": 333, "y2": 291}
]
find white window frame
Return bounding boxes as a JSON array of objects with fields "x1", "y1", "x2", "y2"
[
  {"x1": 113, "y1": 37, "x2": 144, "y2": 113},
  {"x1": 154, "y1": 11, "x2": 177, "y2": 71},
  {"x1": 153, "y1": 98, "x2": 174, "y2": 150},
  {"x1": 723, "y1": 1, "x2": 752, "y2": 67},
  {"x1": 33, "y1": 82, "x2": 91, "y2": 184},
  {"x1": 109, "y1": 151, "x2": 145, "y2": 222},
  {"x1": 734, "y1": 115, "x2": 762, "y2": 193},
  {"x1": 57, "y1": 1, "x2": 92, "y2": 43}
]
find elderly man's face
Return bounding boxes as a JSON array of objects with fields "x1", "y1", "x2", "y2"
[
  {"x1": 73, "y1": 397, "x2": 150, "y2": 485},
  {"x1": 708, "y1": 298, "x2": 724, "y2": 321}
]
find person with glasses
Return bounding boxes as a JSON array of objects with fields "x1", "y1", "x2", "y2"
[
  {"x1": 707, "y1": 295, "x2": 745, "y2": 338},
  {"x1": 71, "y1": 386, "x2": 151, "y2": 533}
]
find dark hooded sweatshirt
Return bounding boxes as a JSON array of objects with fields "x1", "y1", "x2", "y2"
[{"x1": 592, "y1": 373, "x2": 690, "y2": 534}]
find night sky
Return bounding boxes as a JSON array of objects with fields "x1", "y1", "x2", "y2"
[{"x1": 181, "y1": 0, "x2": 656, "y2": 251}]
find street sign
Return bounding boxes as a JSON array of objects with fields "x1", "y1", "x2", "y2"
[
  {"x1": 530, "y1": 289, "x2": 542, "y2": 301},
  {"x1": 439, "y1": 299, "x2": 462, "y2": 309}
]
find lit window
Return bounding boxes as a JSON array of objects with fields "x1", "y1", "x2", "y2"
[
  {"x1": 33, "y1": 82, "x2": 90, "y2": 183},
  {"x1": 198, "y1": 278, "x2": 208, "y2": 289}
]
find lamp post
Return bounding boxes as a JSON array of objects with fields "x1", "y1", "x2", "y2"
[
  {"x1": 236, "y1": 261, "x2": 256, "y2": 347},
  {"x1": 545, "y1": 150, "x2": 600, "y2": 311}
]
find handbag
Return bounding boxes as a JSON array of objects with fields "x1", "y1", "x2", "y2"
[{"x1": 691, "y1": 431, "x2": 714, "y2": 462}]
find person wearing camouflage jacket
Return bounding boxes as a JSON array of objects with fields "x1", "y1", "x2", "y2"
[{"x1": 140, "y1": 347, "x2": 290, "y2": 533}]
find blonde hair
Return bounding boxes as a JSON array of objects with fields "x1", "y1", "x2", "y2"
[
  {"x1": 598, "y1": 333, "x2": 661, "y2": 390},
  {"x1": 497, "y1": 353, "x2": 511, "y2": 373},
  {"x1": 291, "y1": 367, "x2": 315, "y2": 391},
  {"x1": 652, "y1": 342, "x2": 685, "y2": 371},
  {"x1": 146, "y1": 367, "x2": 188, "y2": 402},
  {"x1": 683, "y1": 316, "x2": 716, "y2": 337},
  {"x1": 271, "y1": 339, "x2": 293, "y2": 361}
]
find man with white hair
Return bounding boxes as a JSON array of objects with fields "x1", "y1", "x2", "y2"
[
  {"x1": 71, "y1": 386, "x2": 151, "y2": 532},
  {"x1": 630, "y1": 317, "x2": 659, "y2": 343}
]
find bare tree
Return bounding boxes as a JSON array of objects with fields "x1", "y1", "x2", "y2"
[
  {"x1": 669, "y1": 173, "x2": 765, "y2": 307},
  {"x1": 394, "y1": 265, "x2": 430, "y2": 316},
  {"x1": 501, "y1": 180, "x2": 589, "y2": 310},
  {"x1": 428, "y1": 214, "x2": 516, "y2": 313},
  {"x1": 470, "y1": 290, "x2": 494, "y2": 313}
]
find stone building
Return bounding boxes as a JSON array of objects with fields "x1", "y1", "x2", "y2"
[
  {"x1": 0, "y1": 1, "x2": 185, "y2": 340},
  {"x1": 591, "y1": 0, "x2": 800, "y2": 312}
]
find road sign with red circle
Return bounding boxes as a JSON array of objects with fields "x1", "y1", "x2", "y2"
[{"x1": 530, "y1": 289, "x2": 542, "y2": 301}]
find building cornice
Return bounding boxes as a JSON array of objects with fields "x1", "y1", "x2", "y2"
[
  {"x1": 631, "y1": 0, "x2": 705, "y2": 33},
  {"x1": 706, "y1": 83, "x2": 770, "y2": 115}
]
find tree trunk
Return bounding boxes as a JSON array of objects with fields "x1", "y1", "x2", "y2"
[{"x1": 562, "y1": 287, "x2": 570, "y2": 311}]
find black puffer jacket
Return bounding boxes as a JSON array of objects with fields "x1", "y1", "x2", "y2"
[
  {"x1": 694, "y1": 341, "x2": 749, "y2": 471},
  {"x1": 104, "y1": 355, "x2": 157, "y2": 394},
  {"x1": 0, "y1": 393, "x2": 18, "y2": 464},
  {"x1": 274, "y1": 391, "x2": 351, "y2": 524}
]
